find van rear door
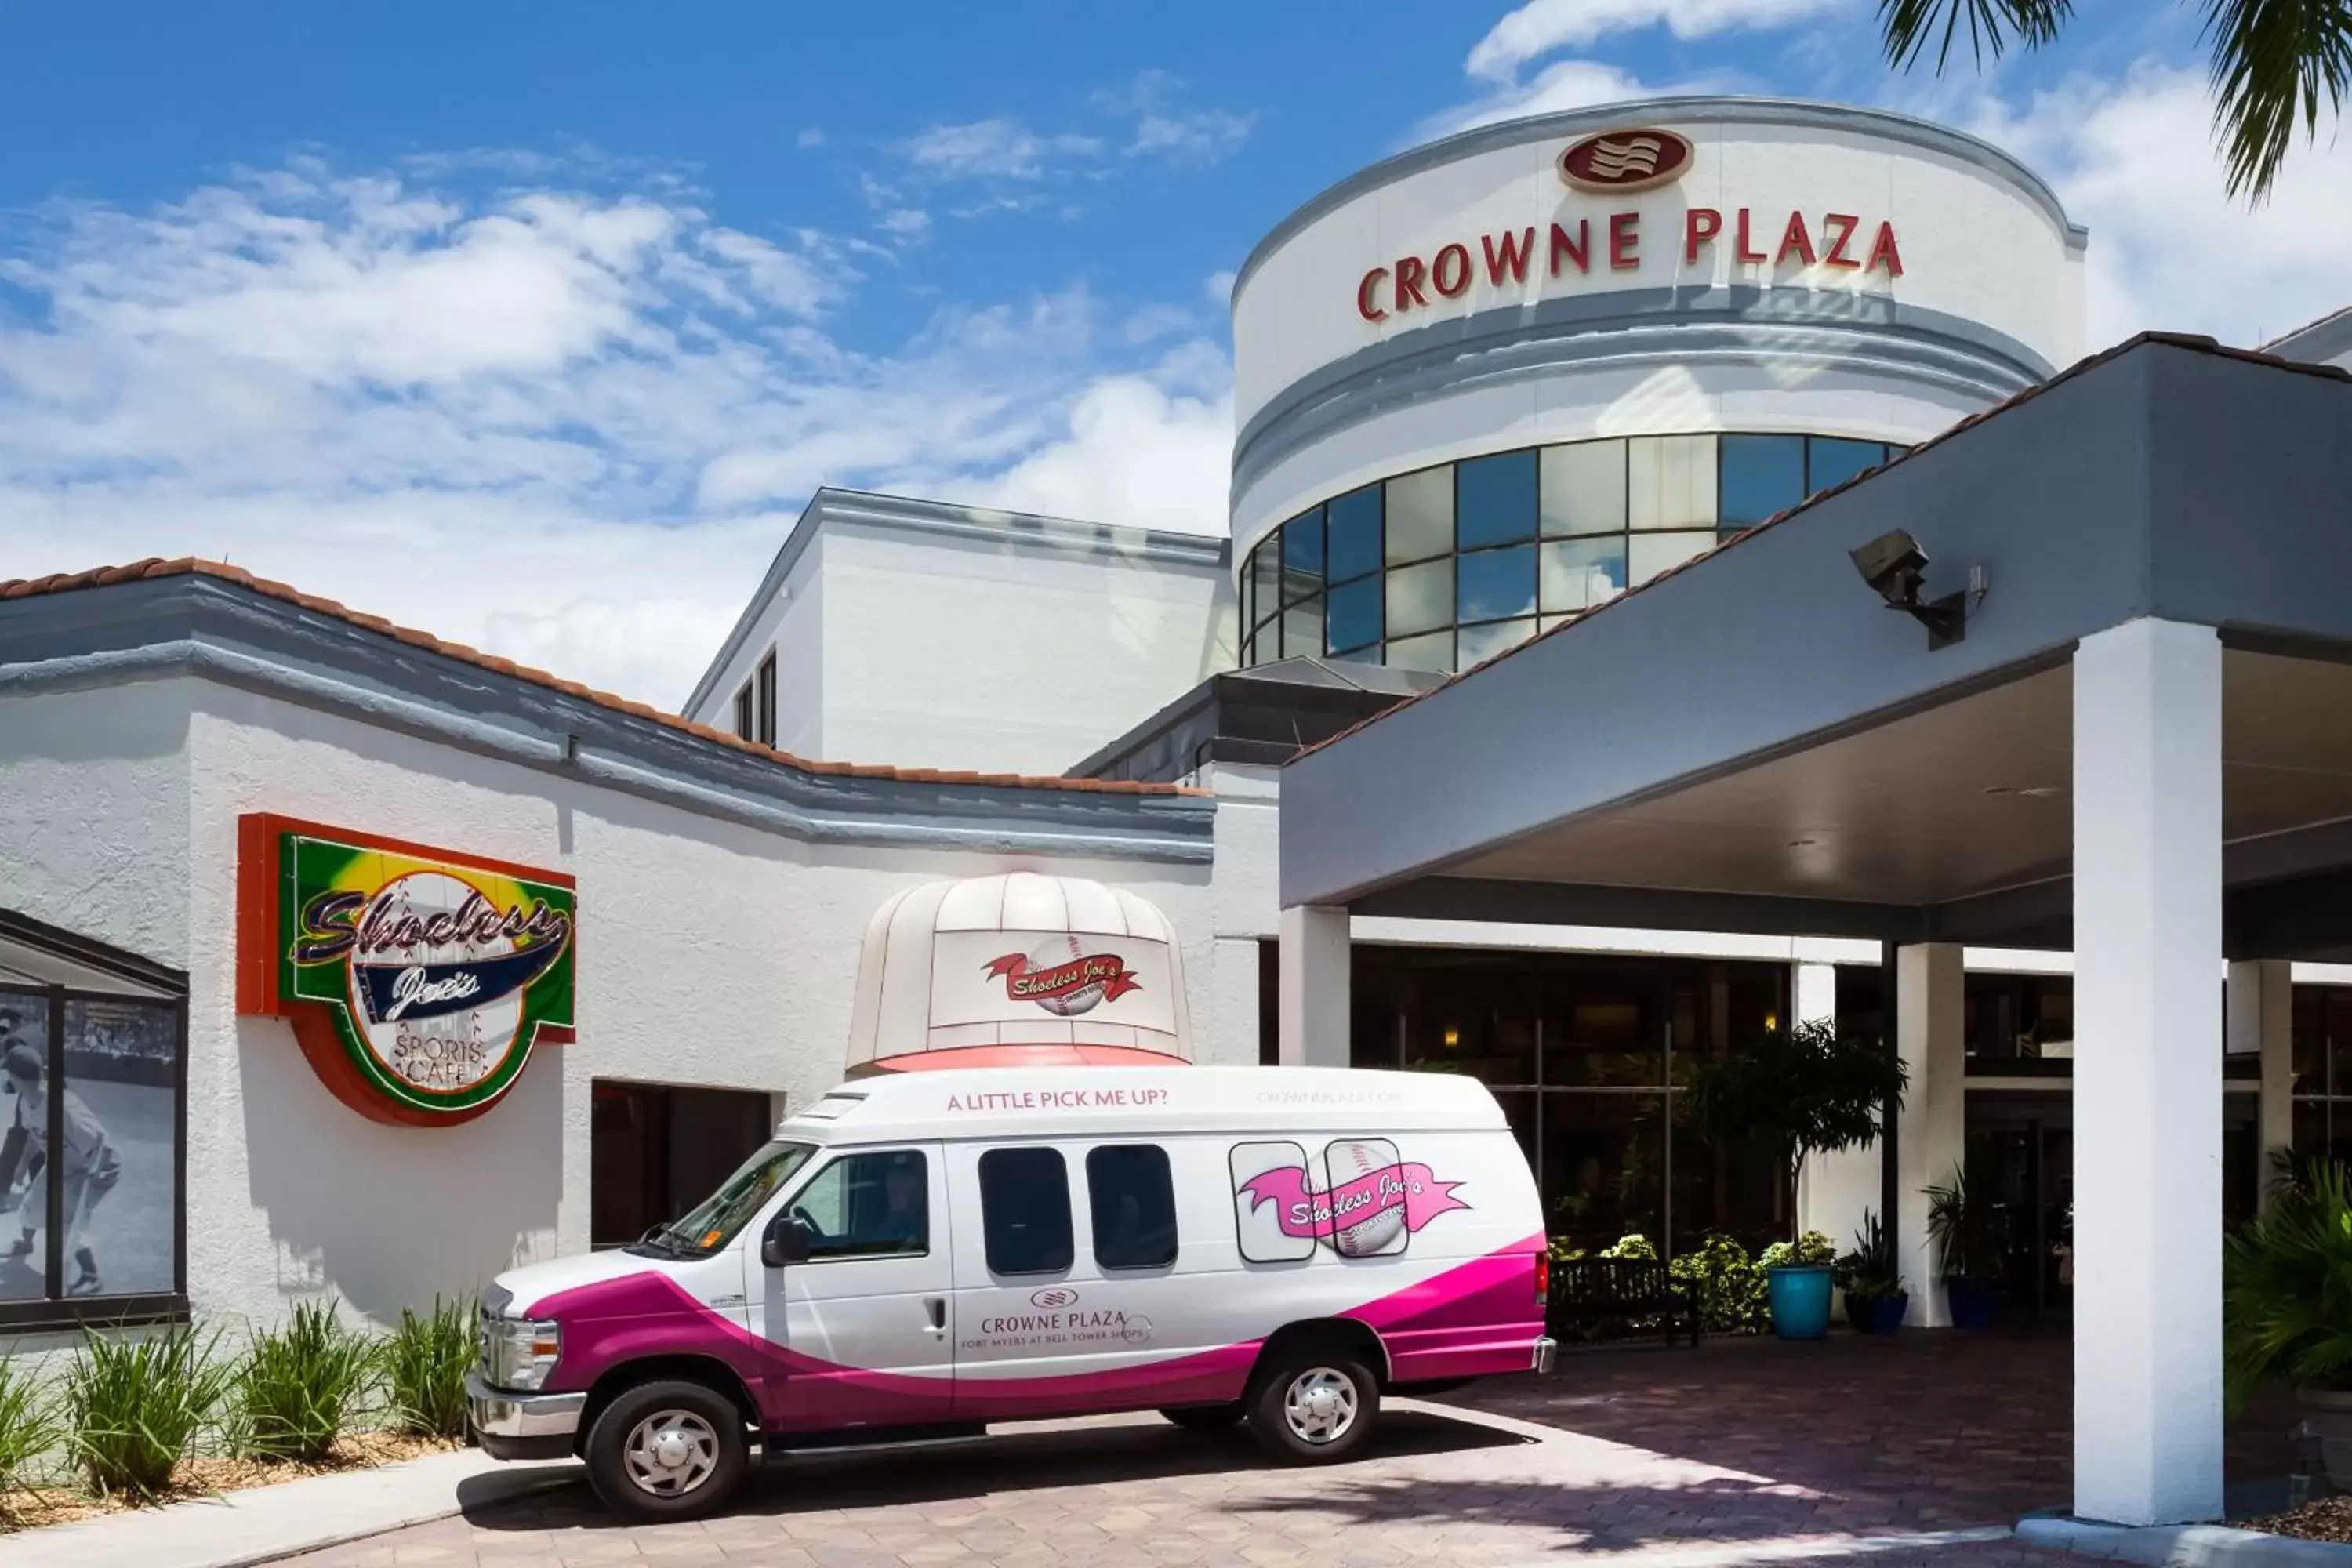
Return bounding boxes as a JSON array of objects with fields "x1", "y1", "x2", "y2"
[{"x1": 749, "y1": 1141, "x2": 954, "y2": 1434}]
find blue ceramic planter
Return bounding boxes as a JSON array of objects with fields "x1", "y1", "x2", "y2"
[
  {"x1": 1849, "y1": 1292, "x2": 1910, "y2": 1334},
  {"x1": 1766, "y1": 1264, "x2": 1834, "y2": 1340},
  {"x1": 1945, "y1": 1276, "x2": 1997, "y2": 1329}
]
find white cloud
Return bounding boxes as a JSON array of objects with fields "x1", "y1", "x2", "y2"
[
  {"x1": 901, "y1": 119, "x2": 1104, "y2": 181},
  {"x1": 877, "y1": 207, "x2": 931, "y2": 241},
  {"x1": 1466, "y1": 0, "x2": 1848, "y2": 81},
  {"x1": 0, "y1": 161, "x2": 1232, "y2": 711},
  {"x1": 795, "y1": 127, "x2": 826, "y2": 150},
  {"x1": 1418, "y1": 58, "x2": 1729, "y2": 140},
  {"x1": 1128, "y1": 107, "x2": 1255, "y2": 163},
  {"x1": 1963, "y1": 63, "x2": 2352, "y2": 349}
]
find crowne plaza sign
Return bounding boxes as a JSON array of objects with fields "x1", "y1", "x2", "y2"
[{"x1": 1354, "y1": 125, "x2": 1905, "y2": 324}]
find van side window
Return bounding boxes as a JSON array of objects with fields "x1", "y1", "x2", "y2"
[
  {"x1": 1229, "y1": 1141, "x2": 1317, "y2": 1263},
  {"x1": 789, "y1": 1149, "x2": 927, "y2": 1260},
  {"x1": 978, "y1": 1146, "x2": 1073, "y2": 1275},
  {"x1": 1087, "y1": 1145, "x2": 1178, "y2": 1269},
  {"x1": 1322, "y1": 1138, "x2": 1409, "y2": 1258}
]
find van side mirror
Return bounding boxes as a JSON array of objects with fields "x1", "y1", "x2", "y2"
[{"x1": 761, "y1": 1214, "x2": 812, "y2": 1269}]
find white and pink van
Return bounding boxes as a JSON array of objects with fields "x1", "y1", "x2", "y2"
[{"x1": 468, "y1": 1065, "x2": 1554, "y2": 1519}]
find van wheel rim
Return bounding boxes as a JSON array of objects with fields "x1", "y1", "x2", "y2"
[
  {"x1": 1282, "y1": 1367, "x2": 1358, "y2": 1445},
  {"x1": 621, "y1": 1408, "x2": 720, "y2": 1496}
]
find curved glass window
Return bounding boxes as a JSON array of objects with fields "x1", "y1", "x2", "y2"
[{"x1": 1239, "y1": 431, "x2": 1904, "y2": 673}]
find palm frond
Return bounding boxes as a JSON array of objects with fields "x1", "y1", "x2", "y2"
[
  {"x1": 1878, "y1": 0, "x2": 2073, "y2": 71},
  {"x1": 2201, "y1": 0, "x2": 2352, "y2": 200}
]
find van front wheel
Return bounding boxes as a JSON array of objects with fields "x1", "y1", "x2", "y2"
[
  {"x1": 1250, "y1": 1354, "x2": 1378, "y2": 1462},
  {"x1": 584, "y1": 1379, "x2": 749, "y2": 1523}
]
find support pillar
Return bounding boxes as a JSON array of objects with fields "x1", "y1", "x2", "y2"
[
  {"x1": 2227, "y1": 959, "x2": 2293, "y2": 1208},
  {"x1": 1895, "y1": 942, "x2": 1965, "y2": 1327},
  {"x1": 2074, "y1": 618, "x2": 2223, "y2": 1526},
  {"x1": 1277, "y1": 905, "x2": 1350, "y2": 1068},
  {"x1": 1795, "y1": 962, "x2": 1875, "y2": 1247}
]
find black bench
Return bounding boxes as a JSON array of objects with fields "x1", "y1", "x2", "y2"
[{"x1": 1546, "y1": 1258, "x2": 1700, "y2": 1346}]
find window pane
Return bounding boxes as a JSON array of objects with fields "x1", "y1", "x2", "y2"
[
  {"x1": 1385, "y1": 467, "x2": 1454, "y2": 563},
  {"x1": 1457, "y1": 617, "x2": 1535, "y2": 666},
  {"x1": 1283, "y1": 507, "x2": 1325, "y2": 604},
  {"x1": 1457, "y1": 544, "x2": 1535, "y2": 623},
  {"x1": 1720, "y1": 434, "x2": 1806, "y2": 530},
  {"x1": 1628, "y1": 530, "x2": 1715, "y2": 581},
  {"x1": 1541, "y1": 440, "x2": 1628, "y2": 536},
  {"x1": 1087, "y1": 1145, "x2": 1178, "y2": 1269},
  {"x1": 0, "y1": 995, "x2": 48, "y2": 1301},
  {"x1": 1385, "y1": 557, "x2": 1454, "y2": 638},
  {"x1": 1385, "y1": 629, "x2": 1455, "y2": 672},
  {"x1": 1398, "y1": 951, "x2": 1538, "y2": 1087},
  {"x1": 1628, "y1": 434, "x2": 1719, "y2": 530},
  {"x1": 1327, "y1": 576, "x2": 1381, "y2": 655},
  {"x1": 978, "y1": 1146, "x2": 1073, "y2": 1275},
  {"x1": 1251, "y1": 535, "x2": 1283, "y2": 625},
  {"x1": 1808, "y1": 437, "x2": 1886, "y2": 493},
  {"x1": 1324, "y1": 1139, "x2": 1409, "y2": 1257},
  {"x1": 1540, "y1": 536, "x2": 1628, "y2": 612},
  {"x1": 1541, "y1": 1092, "x2": 1666, "y2": 1255},
  {"x1": 1231, "y1": 1141, "x2": 1317, "y2": 1261},
  {"x1": 1456, "y1": 451, "x2": 1537, "y2": 549},
  {"x1": 1282, "y1": 600, "x2": 1323, "y2": 666},
  {"x1": 1540, "y1": 961, "x2": 1667, "y2": 1087},
  {"x1": 796, "y1": 1149, "x2": 928, "y2": 1259},
  {"x1": 1327, "y1": 485, "x2": 1382, "y2": 582}
]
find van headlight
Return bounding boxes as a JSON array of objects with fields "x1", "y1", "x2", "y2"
[{"x1": 481, "y1": 1315, "x2": 562, "y2": 1392}]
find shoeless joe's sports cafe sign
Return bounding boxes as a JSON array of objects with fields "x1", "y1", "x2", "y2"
[
  {"x1": 1352, "y1": 128, "x2": 1906, "y2": 325},
  {"x1": 236, "y1": 815, "x2": 575, "y2": 1127}
]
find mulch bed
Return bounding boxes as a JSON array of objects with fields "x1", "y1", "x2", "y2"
[
  {"x1": 0, "y1": 1430, "x2": 463, "y2": 1533},
  {"x1": 2240, "y1": 1495, "x2": 2352, "y2": 1544}
]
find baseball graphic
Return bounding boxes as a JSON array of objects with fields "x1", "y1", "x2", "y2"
[
  {"x1": 1329, "y1": 1140, "x2": 1406, "y2": 1256},
  {"x1": 1025, "y1": 933, "x2": 1105, "y2": 1017},
  {"x1": 348, "y1": 871, "x2": 523, "y2": 1094}
]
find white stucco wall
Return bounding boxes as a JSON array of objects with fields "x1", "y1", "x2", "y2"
[{"x1": 1, "y1": 670, "x2": 1220, "y2": 1339}]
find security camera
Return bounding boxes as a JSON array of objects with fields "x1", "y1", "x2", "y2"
[
  {"x1": 1849, "y1": 528, "x2": 1972, "y2": 649},
  {"x1": 1849, "y1": 529, "x2": 1929, "y2": 609}
]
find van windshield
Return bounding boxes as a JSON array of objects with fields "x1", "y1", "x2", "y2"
[{"x1": 632, "y1": 1140, "x2": 817, "y2": 1258}]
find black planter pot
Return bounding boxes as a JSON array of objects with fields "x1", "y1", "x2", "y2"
[{"x1": 1945, "y1": 1276, "x2": 1997, "y2": 1328}]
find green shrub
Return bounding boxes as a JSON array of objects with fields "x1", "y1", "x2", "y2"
[
  {"x1": 2226, "y1": 1159, "x2": 2352, "y2": 1413},
  {"x1": 1670, "y1": 1233, "x2": 1768, "y2": 1333},
  {"x1": 1599, "y1": 1233, "x2": 1657, "y2": 1261},
  {"x1": 234, "y1": 1299, "x2": 378, "y2": 1463},
  {"x1": 1759, "y1": 1230, "x2": 1837, "y2": 1269},
  {"x1": 65, "y1": 1326, "x2": 234, "y2": 1497},
  {"x1": 381, "y1": 1298, "x2": 474, "y2": 1440},
  {"x1": 0, "y1": 1357, "x2": 62, "y2": 1494}
]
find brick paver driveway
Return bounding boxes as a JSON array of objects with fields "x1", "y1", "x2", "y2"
[{"x1": 280, "y1": 1329, "x2": 2287, "y2": 1568}]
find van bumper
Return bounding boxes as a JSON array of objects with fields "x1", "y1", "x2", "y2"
[
  {"x1": 468, "y1": 1370, "x2": 585, "y2": 1460},
  {"x1": 1530, "y1": 1337, "x2": 1558, "y2": 1374}
]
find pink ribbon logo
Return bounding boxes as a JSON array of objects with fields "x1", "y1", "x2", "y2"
[{"x1": 1238, "y1": 1160, "x2": 1470, "y2": 1243}]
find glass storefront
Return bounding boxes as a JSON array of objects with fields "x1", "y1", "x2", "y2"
[
  {"x1": 1265, "y1": 944, "x2": 1792, "y2": 1256},
  {"x1": 1240, "y1": 431, "x2": 1907, "y2": 673}
]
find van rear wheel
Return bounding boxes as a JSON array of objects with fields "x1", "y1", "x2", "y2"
[
  {"x1": 1249, "y1": 1353, "x2": 1378, "y2": 1463},
  {"x1": 583, "y1": 1378, "x2": 749, "y2": 1523},
  {"x1": 1160, "y1": 1402, "x2": 1244, "y2": 1431}
]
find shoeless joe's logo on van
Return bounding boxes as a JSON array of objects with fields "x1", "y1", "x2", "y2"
[{"x1": 1240, "y1": 1149, "x2": 1471, "y2": 1250}]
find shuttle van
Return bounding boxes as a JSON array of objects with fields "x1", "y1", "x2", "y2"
[{"x1": 468, "y1": 1065, "x2": 1555, "y2": 1519}]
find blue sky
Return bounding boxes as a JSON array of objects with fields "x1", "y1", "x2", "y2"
[{"x1": 2, "y1": 1, "x2": 2343, "y2": 708}]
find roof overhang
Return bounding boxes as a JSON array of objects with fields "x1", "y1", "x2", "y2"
[{"x1": 1278, "y1": 336, "x2": 2352, "y2": 956}]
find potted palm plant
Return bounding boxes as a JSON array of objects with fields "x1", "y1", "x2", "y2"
[
  {"x1": 1682, "y1": 1018, "x2": 1908, "y2": 1339},
  {"x1": 2225, "y1": 1158, "x2": 2352, "y2": 1487},
  {"x1": 1924, "y1": 1165, "x2": 1998, "y2": 1328},
  {"x1": 1838, "y1": 1210, "x2": 1909, "y2": 1334}
]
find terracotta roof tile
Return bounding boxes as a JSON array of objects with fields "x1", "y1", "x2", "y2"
[{"x1": 0, "y1": 557, "x2": 1204, "y2": 800}]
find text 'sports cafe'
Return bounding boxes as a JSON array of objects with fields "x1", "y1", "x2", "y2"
[{"x1": 5, "y1": 97, "x2": 2351, "y2": 1526}]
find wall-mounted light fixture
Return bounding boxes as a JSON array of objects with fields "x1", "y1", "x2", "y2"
[{"x1": 1848, "y1": 528, "x2": 1984, "y2": 651}]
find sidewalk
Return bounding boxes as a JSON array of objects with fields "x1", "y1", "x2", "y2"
[{"x1": 0, "y1": 1448, "x2": 579, "y2": 1568}]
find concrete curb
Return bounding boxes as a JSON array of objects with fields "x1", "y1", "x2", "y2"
[
  {"x1": 0, "y1": 1449, "x2": 582, "y2": 1568},
  {"x1": 2017, "y1": 1515, "x2": 2352, "y2": 1566}
]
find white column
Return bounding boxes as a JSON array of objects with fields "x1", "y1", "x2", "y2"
[
  {"x1": 1895, "y1": 942, "x2": 1965, "y2": 1327},
  {"x1": 1277, "y1": 905, "x2": 1351, "y2": 1068},
  {"x1": 2227, "y1": 959, "x2": 2294, "y2": 1207},
  {"x1": 2074, "y1": 618, "x2": 2223, "y2": 1526},
  {"x1": 1795, "y1": 962, "x2": 1876, "y2": 1249}
]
